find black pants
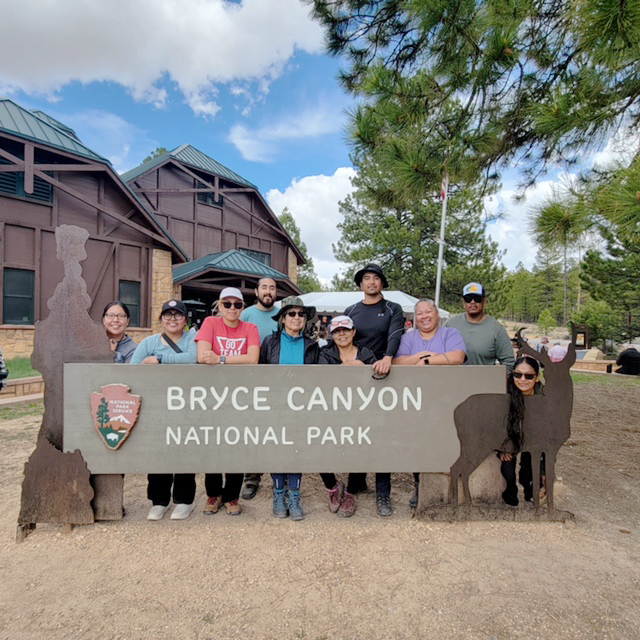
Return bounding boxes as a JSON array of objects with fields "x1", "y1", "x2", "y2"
[
  {"x1": 147, "y1": 474, "x2": 196, "y2": 506},
  {"x1": 346, "y1": 472, "x2": 391, "y2": 496},
  {"x1": 205, "y1": 473, "x2": 243, "y2": 502},
  {"x1": 500, "y1": 453, "x2": 546, "y2": 502}
]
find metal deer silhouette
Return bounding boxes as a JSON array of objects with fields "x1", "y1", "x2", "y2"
[{"x1": 449, "y1": 329, "x2": 576, "y2": 511}]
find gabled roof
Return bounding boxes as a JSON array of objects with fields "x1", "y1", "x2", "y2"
[
  {"x1": 173, "y1": 249, "x2": 289, "y2": 284},
  {"x1": 120, "y1": 143, "x2": 255, "y2": 188},
  {"x1": 30, "y1": 110, "x2": 80, "y2": 141},
  {"x1": 0, "y1": 99, "x2": 108, "y2": 163}
]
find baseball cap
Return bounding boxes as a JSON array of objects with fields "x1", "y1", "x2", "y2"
[
  {"x1": 329, "y1": 315, "x2": 355, "y2": 333},
  {"x1": 219, "y1": 287, "x2": 244, "y2": 301},
  {"x1": 462, "y1": 282, "x2": 485, "y2": 297},
  {"x1": 161, "y1": 299, "x2": 188, "y2": 315}
]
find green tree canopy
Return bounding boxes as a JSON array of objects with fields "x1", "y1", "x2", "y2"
[
  {"x1": 142, "y1": 147, "x2": 169, "y2": 164},
  {"x1": 278, "y1": 208, "x2": 325, "y2": 293}
]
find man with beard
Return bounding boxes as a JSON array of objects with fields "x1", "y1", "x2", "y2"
[{"x1": 239, "y1": 277, "x2": 279, "y2": 500}]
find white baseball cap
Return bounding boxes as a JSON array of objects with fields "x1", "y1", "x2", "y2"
[{"x1": 219, "y1": 287, "x2": 244, "y2": 301}]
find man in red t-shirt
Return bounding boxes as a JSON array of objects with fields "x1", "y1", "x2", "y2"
[{"x1": 195, "y1": 287, "x2": 260, "y2": 515}]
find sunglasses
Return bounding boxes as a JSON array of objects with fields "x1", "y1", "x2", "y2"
[
  {"x1": 513, "y1": 372, "x2": 536, "y2": 380},
  {"x1": 286, "y1": 311, "x2": 306, "y2": 318},
  {"x1": 221, "y1": 301, "x2": 243, "y2": 309},
  {"x1": 463, "y1": 294, "x2": 484, "y2": 303},
  {"x1": 162, "y1": 312, "x2": 185, "y2": 320}
]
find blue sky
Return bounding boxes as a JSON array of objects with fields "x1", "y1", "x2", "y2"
[{"x1": 0, "y1": 0, "x2": 628, "y2": 285}]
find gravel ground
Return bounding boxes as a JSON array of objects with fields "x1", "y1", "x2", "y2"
[{"x1": 0, "y1": 377, "x2": 639, "y2": 640}]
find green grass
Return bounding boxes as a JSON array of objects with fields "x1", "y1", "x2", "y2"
[
  {"x1": 0, "y1": 401, "x2": 44, "y2": 421},
  {"x1": 571, "y1": 371, "x2": 640, "y2": 388},
  {"x1": 5, "y1": 357, "x2": 40, "y2": 380}
]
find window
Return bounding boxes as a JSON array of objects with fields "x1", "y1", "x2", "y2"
[
  {"x1": 0, "y1": 158, "x2": 53, "y2": 203},
  {"x1": 196, "y1": 180, "x2": 223, "y2": 207},
  {"x1": 238, "y1": 248, "x2": 271, "y2": 267},
  {"x1": 119, "y1": 281, "x2": 141, "y2": 327},
  {"x1": 3, "y1": 268, "x2": 35, "y2": 325}
]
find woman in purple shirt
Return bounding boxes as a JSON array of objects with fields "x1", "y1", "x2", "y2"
[{"x1": 393, "y1": 298, "x2": 467, "y2": 507}]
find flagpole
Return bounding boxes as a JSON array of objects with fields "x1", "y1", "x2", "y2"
[{"x1": 434, "y1": 173, "x2": 449, "y2": 309}]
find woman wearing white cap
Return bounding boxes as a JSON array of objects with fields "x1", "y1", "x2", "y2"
[
  {"x1": 196, "y1": 287, "x2": 260, "y2": 516},
  {"x1": 260, "y1": 296, "x2": 319, "y2": 521},
  {"x1": 131, "y1": 299, "x2": 198, "y2": 521},
  {"x1": 317, "y1": 315, "x2": 376, "y2": 516}
]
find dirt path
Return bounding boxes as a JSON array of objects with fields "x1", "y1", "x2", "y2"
[{"x1": 0, "y1": 379, "x2": 639, "y2": 640}]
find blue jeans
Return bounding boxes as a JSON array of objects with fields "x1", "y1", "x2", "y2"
[{"x1": 271, "y1": 473, "x2": 301, "y2": 491}]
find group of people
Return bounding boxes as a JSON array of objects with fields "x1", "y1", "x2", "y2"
[{"x1": 101, "y1": 263, "x2": 546, "y2": 522}]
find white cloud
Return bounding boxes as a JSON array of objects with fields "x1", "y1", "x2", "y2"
[
  {"x1": 266, "y1": 167, "x2": 356, "y2": 282},
  {"x1": 229, "y1": 105, "x2": 343, "y2": 162},
  {"x1": 50, "y1": 109, "x2": 157, "y2": 173},
  {"x1": 484, "y1": 179, "x2": 557, "y2": 271},
  {"x1": 0, "y1": 0, "x2": 324, "y2": 117},
  {"x1": 591, "y1": 126, "x2": 640, "y2": 170}
]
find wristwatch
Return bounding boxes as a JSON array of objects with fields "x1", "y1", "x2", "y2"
[{"x1": 220, "y1": 355, "x2": 226, "y2": 365}]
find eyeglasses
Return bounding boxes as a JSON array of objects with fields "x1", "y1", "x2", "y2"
[
  {"x1": 162, "y1": 312, "x2": 185, "y2": 320},
  {"x1": 221, "y1": 301, "x2": 244, "y2": 309},
  {"x1": 286, "y1": 311, "x2": 306, "y2": 318},
  {"x1": 104, "y1": 313, "x2": 127, "y2": 320},
  {"x1": 513, "y1": 372, "x2": 536, "y2": 380},
  {"x1": 463, "y1": 294, "x2": 484, "y2": 303}
]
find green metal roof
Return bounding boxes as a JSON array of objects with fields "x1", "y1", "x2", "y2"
[
  {"x1": 120, "y1": 143, "x2": 255, "y2": 188},
  {"x1": 30, "y1": 110, "x2": 80, "y2": 141},
  {"x1": 0, "y1": 99, "x2": 108, "y2": 163},
  {"x1": 173, "y1": 250, "x2": 288, "y2": 283}
]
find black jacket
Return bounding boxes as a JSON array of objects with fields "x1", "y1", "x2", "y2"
[
  {"x1": 0, "y1": 350, "x2": 7, "y2": 390},
  {"x1": 318, "y1": 341, "x2": 377, "y2": 365},
  {"x1": 260, "y1": 331, "x2": 320, "y2": 364}
]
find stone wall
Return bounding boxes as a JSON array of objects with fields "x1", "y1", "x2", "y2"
[
  {"x1": 0, "y1": 375, "x2": 44, "y2": 400},
  {"x1": 151, "y1": 249, "x2": 175, "y2": 332},
  {"x1": 287, "y1": 248, "x2": 298, "y2": 285},
  {"x1": 0, "y1": 327, "x2": 35, "y2": 360}
]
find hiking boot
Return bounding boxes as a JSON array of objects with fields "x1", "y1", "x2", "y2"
[
  {"x1": 327, "y1": 481, "x2": 344, "y2": 513},
  {"x1": 288, "y1": 490, "x2": 305, "y2": 521},
  {"x1": 224, "y1": 499, "x2": 242, "y2": 515},
  {"x1": 272, "y1": 489, "x2": 288, "y2": 518},
  {"x1": 203, "y1": 496, "x2": 222, "y2": 515},
  {"x1": 170, "y1": 502, "x2": 195, "y2": 520},
  {"x1": 376, "y1": 494, "x2": 393, "y2": 517},
  {"x1": 409, "y1": 486, "x2": 419, "y2": 509},
  {"x1": 147, "y1": 504, "x2": 169, "y2": 521},
  {"x1": 241, "y1": 482, "x2": 259, "y2": 500},
  {"x1": 338, "y1": 491, "x2": 356, "y2": 517}
]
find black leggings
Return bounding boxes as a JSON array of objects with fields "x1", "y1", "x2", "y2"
[{"x1": 501, "y1": 452, "x2": 546, "y2": 502}]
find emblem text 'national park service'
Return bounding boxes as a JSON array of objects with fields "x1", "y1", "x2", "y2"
[{"x1": 90, "y1": 384, "x2": 141, "y2": 450}]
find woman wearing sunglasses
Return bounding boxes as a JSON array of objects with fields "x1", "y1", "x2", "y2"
[
  {"x1": 196, "y1": 287, "x2": 260, "y2": 516},
  {"x1": 131, "y1": 299, "x2": 198, "y2": 521},
  {"x1": 260, "y1": 296, "x2": 319, "y2": 520},
  {"x1": 317, "y1": 315, "x2": 376, "y2": 516},
  {"x1": 499, "y1": 355, "x2": 547, "y2": 506}
]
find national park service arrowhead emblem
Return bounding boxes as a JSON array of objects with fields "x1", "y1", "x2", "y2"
[{"x1": 90, "y1": 384, "x2": 141, "y2": 450}]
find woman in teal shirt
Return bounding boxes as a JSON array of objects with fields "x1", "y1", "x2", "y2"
[{"x1": 131, "y1": 300, "x2": 197, "y2": 521}]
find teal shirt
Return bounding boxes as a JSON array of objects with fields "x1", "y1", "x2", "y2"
[
  {"x1": 240, "y1": 305, "x2": 278, "y2": 343},
  {"x1": 279, "y1": 331, "x2": 305, "y2": 364},
  {"x1": 130, "y1": 332, "x2": 197, "y2": 364},
  {"x1": 444, "y1": 313, "x2": 515, "y2": 371}
]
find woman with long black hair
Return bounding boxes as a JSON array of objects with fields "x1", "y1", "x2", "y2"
[{"x1": 499, "y1": 355, "x2": 546, "y2": 506}]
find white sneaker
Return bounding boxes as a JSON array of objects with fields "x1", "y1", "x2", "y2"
[
  {"x1": 147, "y1": 504, "x2": 169, "y2": 521},
  {"x1": 170, "y1": 502, "x2": 195, "y2": 520}
]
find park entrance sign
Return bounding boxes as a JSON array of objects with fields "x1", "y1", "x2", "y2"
[{"x1": 64, "y1": 364, "x2": 506, "y2": 474}]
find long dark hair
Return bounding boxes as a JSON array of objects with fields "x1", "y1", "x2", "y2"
[
  {"x1": 505, "y1": 355, "x2": 541, "y2": 452},
  {"x1": 102, "y1": 300, "x2": 131, "y2": 319}
]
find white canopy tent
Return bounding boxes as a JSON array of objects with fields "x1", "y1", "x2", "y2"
[{"x1": 277, "y1": 291, "x2": 450, "y2": 319}]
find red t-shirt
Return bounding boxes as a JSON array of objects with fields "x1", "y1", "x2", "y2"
[{"x1": 195, "y1": 316, "x2": 260, "y2": 356}]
